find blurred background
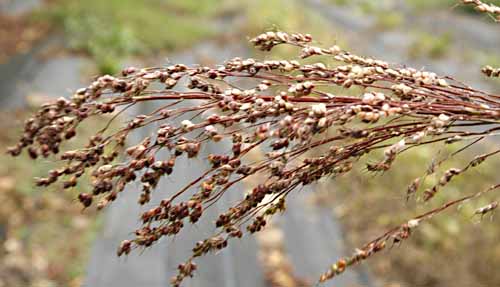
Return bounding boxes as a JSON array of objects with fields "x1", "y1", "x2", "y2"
[{"x1": 0, "y1": 0, "x2": 499, "y2": 287}]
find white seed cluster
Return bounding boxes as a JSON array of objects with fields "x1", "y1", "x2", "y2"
[
  {"x1": 391, "y1": 83, "x2": 413, "y2": 97},
  {"x1": 181, "y1": 120, "x2": 195, "y2": 131},
  {"x1": 288, "y1": 81, "x2": 315, "y2": 96},
  {"x1": 311, "y1": 103, "x2": 327, "y2": 117},
  {"x1": 407, "y1": 219, "x2": 420, "y2": 229},
  {"x1": 432, "y1": 114, "x2": 451, "y2": 128},
  {"x1": 362, "y1": 92, "x2": 385, "y2": 105}
]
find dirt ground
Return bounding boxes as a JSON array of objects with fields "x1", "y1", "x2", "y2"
[
  {"x1": 0, "y1": 12, "x2": 49, "y2": 63},
  {"x1": 0, "y1": 107, "x2": 100, "y2": 287}
]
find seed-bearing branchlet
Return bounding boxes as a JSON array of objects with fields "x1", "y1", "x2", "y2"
[
  {"x1": 482, "y1": 65, "x2": 500, "y2": 77},
  {"x1": 7, "y1": 26, "x2": 500, "y2": 287},
  {"x1": 461, "y1": 0, "x2": 500, "y2": 20},
  {"x1": 474, "y1": 201, "x2": 498, "y2": 217}
]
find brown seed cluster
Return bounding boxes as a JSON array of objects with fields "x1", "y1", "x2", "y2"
[
  {"x1": 7, "y1": 28, "x2": 500, "y2": 286},
  {"x1": 482, "y1": 65, "x2": 500, "y2": 77},
  {"x1": 474, "y1": 201, "x2": 499, "y2": 216},
  {"x1": 321, "y1": 217, "x2": 419, "y2": 281}
]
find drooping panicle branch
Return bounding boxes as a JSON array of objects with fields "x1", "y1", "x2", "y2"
[{"x1": 7, "y1": 28, "x2": 500, "y2": 286}]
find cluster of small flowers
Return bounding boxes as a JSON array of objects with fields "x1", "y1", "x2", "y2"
[
  {"x1": 250, "y1": 31, "x2": 312, "y2": 51},
  {"x1": 292, "y1": 40, "x2": 452, "y2": 96},
  {"x1": 8, "y1": 29, "x2": 500, "y2": 286}
]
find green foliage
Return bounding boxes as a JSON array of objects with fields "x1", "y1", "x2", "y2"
[
  {"x1": 479, "y1": 53, "x2": 500, "y2": 68},
  {"x1": 44, "y1": 0, "x2": 219, "y2": 74},
  {"x1": 375, "y1": 11, "x2": 404, "y2": 29},
  {"x1": 408, "y1": 32, "x2": 453, "y2": 59},
  {"x1": 245, "y1": 0, "x2": 347, "y2": 62},
  {"x1": 406, "y1": 0, "x2": 461, "y2": 11}
]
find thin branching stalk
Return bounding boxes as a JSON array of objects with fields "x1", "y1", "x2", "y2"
[{"x1": 7, "y1": 3, "x2": 500, "y2": 285}]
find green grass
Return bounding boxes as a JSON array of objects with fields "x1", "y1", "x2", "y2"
[
  {"x1": 375, "y1": 11, "x2": 404, "y2": 30},
  {"x1": 42, "y1": 0, "x2": 223, "y2": 74},
  {"x1": 45, "y1": 0, "x2": 355, "y2": 75},
  {"x1": 408, "y1": 32, "x2": 453, "y2": 59},
  {"x1": 245, "y1": 0, "x2": 332, "y2": 36},
  {"x1": 479, "y1": 53, "x2": 500, "y2": 68}
]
